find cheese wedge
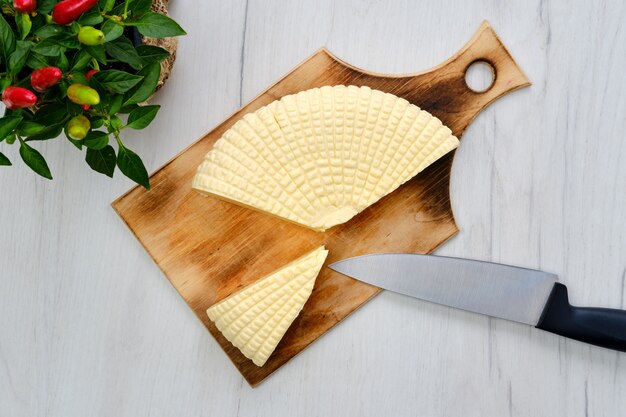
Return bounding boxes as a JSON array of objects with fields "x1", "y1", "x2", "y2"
[
  {"x1": 207, "y1": 246, "x2": 328, "y2": 366},
  {"x1": 193, "y1": 85, "x2": 459, "y2": 231}
]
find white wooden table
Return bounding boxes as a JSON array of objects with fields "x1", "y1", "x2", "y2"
[{"x1": 1, "y1": 1, "x2": 625, "y2": 416}]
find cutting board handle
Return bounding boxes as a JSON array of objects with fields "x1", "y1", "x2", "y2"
[
  {"x1": 325, "y1": 21, "x2": 530, "y2": 136},
  {"x1": 429, "y1": 20, "x2": 531, "y2": 135},
  {"x1": 324, "y1": 21, "x2": 530, "y2": 136},
  {"x1": 456, "y1": 21, "x2": 530, "y2": 99}
]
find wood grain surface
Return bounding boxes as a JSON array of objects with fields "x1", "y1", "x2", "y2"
[{"x1": 112, "y1": 21, "x2": 529, "y2": 386}]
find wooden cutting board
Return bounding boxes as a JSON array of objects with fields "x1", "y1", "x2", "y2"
[{"x1": 112, "y1": 21, "x2": 529, "y2": 387}]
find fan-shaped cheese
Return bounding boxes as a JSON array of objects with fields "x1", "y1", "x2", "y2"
[
  {"x1": 193, "y1": 85, "x2": 459, "y2": 231},
  {"x1": 207, "y1": 246, "x2": 328, "y2": 367}
]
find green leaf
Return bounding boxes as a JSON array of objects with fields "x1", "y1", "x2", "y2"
[
  {"x1": 78, "y1": 10, "x2": 104, "y2": 26},
  {"x1": 32, "y1": 39, "x2": 65, "y2": 57},
  {"x1": 25, "y1": 52, "x2": 51, "y2": 69},
  {"x1": 110, "y1": 3, "x2": 127, "y2": 15},
  {"x1": 0, "y1": 116, "x2": 23, "y2": 139},
  {"x1": 119, "y1": 103, "x2": 138, "y2": 114},
  {"x1": 99, "y1": 0, "x2": 116, "y2": 13},
  {"x1": 67, "y1": 136, "x2": 83, "y2": 149},
  {"x1": 15, "y1": 13, "x2": 32, "y2": 41},
  {"x1": 91, "y1": 117, "x2": 104, "y2": 129},
  {"x1": 93, "y1": 70, "x2": 143, "y2": 93},
  {"x1": 0, "y1": 78, "x2": 11, "y2": 92},
  {"x1": 66, "y1": 100, "x2": 83, "y2": 116},
  {"x1": 19, "y1": 139, "x2": 53, "y2": 179},
  {"x1": 37, "y1": 0, "x2": 57, "y2": 14},
  {"x1": 101, "y1": 19, "x2": 124, "y2": 42},
  {"x1": 35, "y1": 25, "x2": 65, "y2": 39},
  {"x1": 8, "y1": 41, "x2": 31, "y2": 75},
  {"x1": 67, "y1": 71, "x2": 89, "y2": 85},
  {"x1": 47, "y1": 34, "x2": 80, "y2": 49},
  {"x1": 124, "y1": 62, "x2": 160, "y2": 105},
  {"x1": 71, "y1": 49, "x2": 92, "y2": 70},
  {"x1": 127, "y1": 12, "x2": 186, "y2": 38},
  {"x1": 86, "y1": 145, "x2": 116, "y2": 177},
  {"x1": 117, "y1": 145, "x2": 149, "y2": 189},
  {"x1": 17, "y1": 121, "x2": 45, "y2": 137},
  {"x1": 88, "y1": 76, "x2": 107, "y2": 99},
  {"x1": 109, "y1": 94, "x2": 123, "y2": 115},
  {"x1": 83, "y1": 45, "x2": 107, "y2": 64},
  {"x1": 84, "y1": 130, "x2": 109, "y2": 150},
  {"x1": 58, "y1": 80, "x2": 68, "y2": 98},
  {"x1": 25, "y1": 123, "x2": 64, "y2": 141},
  {"x1": 28, "y1": 12, "x2": 47, "y2": 29},
  {"x1": 0, "y1": 14, "x2": 16, "y2": 64},
  {"x1": 109, "y1": 115, "x2": 122, "y2": 131},
  {"x1": 0, "y1": 151, "x2": 11, "y2": 166},
  {"x1": 128, "y1": 0, "x2": 153, "y2": 14},
  {"x1": 68, "y1": 22, "x2": 81, "y2": 35},
  {"x1": 33, "y1": 104, "x2": 67, "y2": 124},
  {"x1": 104, "y1": 37, "x2": 143, "y2": 70},
  {"x1": 56, "y1": 51, "x2": 69, "y2": 71},
  {"x1": 136, "y1": 45, "x2": 170, "y2": 64},
  {"x1": 126, "y1": 105, "x2": 159, "y2": 129}
]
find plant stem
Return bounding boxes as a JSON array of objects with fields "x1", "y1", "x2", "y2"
[
  {"x1": 36, "y1": 99, "x2": 57, "y2": 106},
  {"x1": 112, "y1": 129, "x2": 123, "y2": 148},
  {"x1": 89, "y1": 109, "x2": 108, "y2": 118},
  {"x1": 123, "y1": 0, "x2": 130, "y2": 20}
]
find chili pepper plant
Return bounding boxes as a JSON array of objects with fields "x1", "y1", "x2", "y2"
[{"x1": 0, "y1": 0, "x2": 185, "y2": 189}]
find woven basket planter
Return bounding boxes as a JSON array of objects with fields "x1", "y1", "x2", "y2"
[{"x1": 144, "y1": 0, "x2": 178, "y2": 91}]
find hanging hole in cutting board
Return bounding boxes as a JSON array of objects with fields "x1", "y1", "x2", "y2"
[{"x1": 465, "y1": 60, "x2": 495, "y2": 93}]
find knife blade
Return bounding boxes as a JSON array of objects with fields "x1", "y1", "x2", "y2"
[{"x1": 329, "y1": 254, "x2": 626, "y2": 352}]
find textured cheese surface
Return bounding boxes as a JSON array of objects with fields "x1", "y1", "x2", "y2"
[
  {"x1": 193, "y1": 85, "x2": 460, "y2": 231},
  {"x1": 207, "y1": 246, "x2": 328, "y2": 367}
]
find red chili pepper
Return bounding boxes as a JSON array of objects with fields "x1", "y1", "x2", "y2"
[
  {"x1": 13, "y1": 0, "x2": 37, "y2": 13},
  {"x1": 85, "y1": 69, "x2": 99, "y2": 81},
  {"x1": 2, "y1": 87, "x2": 37, "y2": 109},
  {"x1": 52, "y1": 0, "x2": 98, "y2": 25},
  {"x1": 82, "y1": 104, "x2": 90, "y2": 111},
  {"x1": 30, "y1": 67, "x2": 63, "y2": 93}
]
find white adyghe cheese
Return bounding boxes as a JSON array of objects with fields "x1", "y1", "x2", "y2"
[
  {"x1": 207, "y1": 246, "x2": 328, "y2": 367},
  {"x1": 192, "y1": 85, "x2": 459, "y2": 231}
]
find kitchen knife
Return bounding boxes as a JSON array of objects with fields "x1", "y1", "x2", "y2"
[{"x1": 329, "y1": 254, "x2": 626, "y2": 352}]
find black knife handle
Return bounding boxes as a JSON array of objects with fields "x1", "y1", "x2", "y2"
[{"x1": 536, "y1": 283, "x2": 626, "y2": 352}]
